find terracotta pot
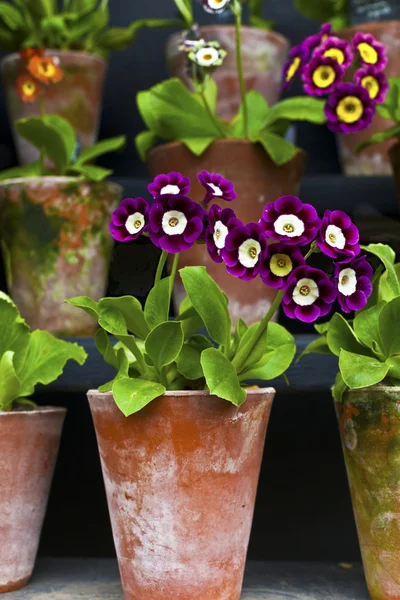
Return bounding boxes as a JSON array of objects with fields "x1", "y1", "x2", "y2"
[
  {"x1": 0, "y1": 177, "x2": 121, "y2": 335},
  {"x1": 0, "y1": 406, "x2": 66, "y2": 592},
  {"x1": 389, "y1": 141, "x2": 400, "y2": 206},
  {"x1": 336, "y1": 386, "x2": 400, "y2": 599},
  {"x1": 88, "y1": 387, "x2": 275, "y2": 600},
  {"x1": 148, "y1": 139, "x2": 306, "y2": 325},
  {"x1": 1, "y1": 50, "x2": 107, "y2": 165},
  {"x1": 167, "y1": 26, "x2": 289, "y2": 121},
  {"x1": 337, "y1": 21, "x2": 400, "y2": 176}
]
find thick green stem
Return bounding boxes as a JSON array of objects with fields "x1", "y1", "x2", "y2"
[
  {"x1": 39, "y1": 96, "x2": 46, "y2": 117},
  {"x1": 155, "y1": 250, "x2": 168, "y2": 284},
  {"x1": 233, "y1": 3, "x2": 248, "y2": 138}
]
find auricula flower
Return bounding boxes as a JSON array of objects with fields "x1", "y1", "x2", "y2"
[
  {"x1": 354, "y1": 65, "x2": 389, "y2": 104},
  {"x1": 303, "y1": 23, "x2": 332, "y2": 52},
  {"x1": 334, "y1": 255, "x2": 373, "y2": 313},
  {"x1": 19, "y1": 47, "x2": 44, "y2": 61},
  {"x1": 15, "y1": 74, "x2": 41, "y2": 103},
  {"x1": 353, "y1": 32, "x2": 388, "y2": 71},
  {"x1": 109, "y1": 197, "x2": 150, "y2": 242},
  {"x1": 148, "y1": 172, "x2": 191, "y2": 198},
  {"x1": 201, "y1": 0, "x2": 231, "y2": 13},
  {"x1": 260, "y1": 243, "x2": 306, "y2": 289},
  {"x1": 206, "y1": 204, "x2": 243, "y2": 263},
  {"x1": 197, "y1": 170, "x2": 237, "y2": 206},
  {"x1": 281, "y1": 44, "x2": 309, "y2": 89},
  {"x1": 317, "y1": 210, "x2": 360, "y2": 259},
  {"x1": 316, "y1": 36, "x2": 354, "y2": 70},
  {"x1": 282, "y1": 266, "x2": 337, "y2": 323},
  {"x1": 149, "y1": 194, "x2": 205, "y2": 253},
  {"x1": 221, "y1": 223, "x2": 267, "y2": 281},
  {"x1": 28, "y1": 55, "x2": 63, "y2": 84},
  {"x1": 324, "y1": 82, "x2": 375, "y2": 133},
  {"x1": 188, "y1": 41, "x2": 227, "y2": 69},
  {"x1": 260, "y1": 196, "x2": 320, "y2": 246},
  {"x1": 302, "y1": 55, "x2": 344, "y2": 96}
]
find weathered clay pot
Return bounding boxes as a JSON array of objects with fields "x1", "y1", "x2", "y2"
[
  {"x1": 0, "y1": 177, "x2": 121, "y2": 335},
  {"x1": 336, "y1": 386, "x2": 400, "y2": 599},
  {"x1": 1, "y1": 50, "x2": 107, "y2": 165},
  {"x1": 0, "y1": 407, "x2": 66, "y2": 592},
  {"x1": 88, "y1": 387, "x2": 275, "y2": 600},
  {"x1": 337, "y1": 21, "x2": 400, "y2": 176},
  {"x1": 167, "y1": 26, "x2": 289, "y2": 121},
  {"x1": 148, "y1": 139, "x2": 306, "y2": 325},
  {"x1": 389, "y1": 141, "x2": 400, "y2": 207}
]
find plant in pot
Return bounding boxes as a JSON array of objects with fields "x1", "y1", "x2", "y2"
[
  {"x1": 0, "y1": 113, "x2": 125, "y2": 335},
  {"x1": 0, "y1": 0, "x2": 181, "y2": 164},
  {"x1": 68, "y1": 169, "x2": 373, "y2": 600},
  {"x1": 300, "y1": 243, "x2": 400, "y2": 600},
  {"x1": 168, "y1": 0, "x2": 289, "y2": 120},
  {"x1": 0, "y1": 291, "x2": 86, "y2": 593}
]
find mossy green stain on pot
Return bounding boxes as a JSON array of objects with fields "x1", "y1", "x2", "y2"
[{"x1": 336, "y1": 386, "x2": 400, "y2": 600}]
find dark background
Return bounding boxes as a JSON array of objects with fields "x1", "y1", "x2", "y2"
[{"x1": 0, "y1": 0, "x2": 399, "y2": 563}]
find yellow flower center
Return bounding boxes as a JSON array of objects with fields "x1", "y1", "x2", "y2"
[
  {"x1": 249, "y1": 247, "x2": 257, "y2": 259},
  {"x1": 329, "y1": 233, "x2": 336, "y2": 243},
  {"x1": 361, "y1": 74, "x2": 380, "y2": 99},
  {"x1": 283, "y1": 223, "x2": 295, "y2": 233},
  {"x1": 203, "y1": 53, "x2": 213, "y2": 61},
  {"x1": 215, "y1": 229, "x2": 221, "y2": 239},
  {"x1": 22, "y1": 81, "x2": 36, "y2": 96},
  {"x1": 38, "y1": 61, "x2": 56, "y2": 78},
  {"x1": 323, "y1": 47, "x2": 345, "y2": 64},
  {"x1": 312, "y1": 64, "x2": 336, "y2": 89},
  {"x1": 286, "y1": 56, "x2": 301, "y2": 81},
  {"x1": 169, "y1": 217, "x2": 179, "y2": 227},
  {"x1": 270, "y1": 253, "x2": 293, "y2": 277},
  {"x1": 358, "y1": 42, "x2": 378, "y2": 64},
  {"x1": 300, "y1": 285, "x2": 310, "y2": 296},
  {"x1": 134, "y1": 220, "x2": 142, "y2": 229},
  {"x1": 341, "y1": 274, "x2": 349, "y2": 285},
  {"x1": 336, "y1": 96, "x2": 364, "y2": 124}
]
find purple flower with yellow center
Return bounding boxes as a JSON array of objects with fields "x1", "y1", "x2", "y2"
[
  {"x1": 302, "y1": 55, "x2": 344, "y2": 96},
  {"x1": 260, "y1": 195, "x2": 320, "y2": 246},
  {"x1": 206, "y1": 204, "x2": 243, "y2": 264},
  {"x1": 316, "y1": 36, "x2": 354, "y2": 69},
  {"x1": 303, "y1": 23, "x2": 333, "y2": 52},
  {"x1": 282, "y1": 266, "x2": 337, "y2": 323},
  {"x1": 221, "y1": 223, "x2": 267, "y2": 281},
  {"x1": 109, "y1": 197, "x2": 150, "y2": 242},
  {"x1": 281, "y1": 44, "x2": 309, "y2": 90},
  {"x1": 354, "y1": 65, "x2": 389, "y2": 104},
  {"x1": 317, "y1": 210, "x2": 360, "y2": 259},
  {"x1": 148, "y1": 194, "x2": 205, "y2": 253},
  {"x1": 201, "y1": 0, "x2": 231, "y2": 13},
  {"x1": 197, "y1": 170, "x2": 237, "y2": 206},
  {"x1": 148, "y1": 172, "x2": 190, "y2": 198},
  {"x1": 324, "y1": 82, "x2": 375, "y2": 133},
  {"x1": 260, "y1": 243, "x2": 306, "y2": 289},
  {"x1": 353, "y1": 32, "x2": 388, "y2": 71},
  {"x1": 334, "y1": 255, "x2": 373, "y2": 313}
]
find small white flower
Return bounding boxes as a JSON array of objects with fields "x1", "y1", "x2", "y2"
[
  {"x1": 338, "y1": 268, "x2": 357, "y2": 296},
  {"x1": 213, "y1": 221, "x2": 229, "y2": 249},
  {"x1": 195, "y1": 46, "x2": 220, "y2": 67},
  {"x1": 126, "y1": 212, "x2": 145, "y2": 235},
  {"x1": 238, "y1": 238, "x2": 261, "y2": 268},
  {"x1": 325, "y1": 224, "x2": 346, "y2": 249},
  {"x1": 160, "y1": 184, "x2": 181, "y2": 195},
  {"x1": 162, "y1": 210, "x2": 187, "y2": 235},
  {"x1": 274, "y1": 214, "x2": 305, "y2": 238},
  {"x1": 208, "y1": 183, "x2": 223, "y2": 196},
  {"x1": 205, "y1": 0, "x2": 231, "y2": 11},
  {"x1": 293, "y1": 277, "x2": 319, "y2": 306}
]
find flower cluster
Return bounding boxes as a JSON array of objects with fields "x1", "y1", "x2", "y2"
[
  {"x1": 16, "y1": 47, "x2": 63, "y2": 103},
  {"x1": 283, "y1": 24, "x2": 388, "y2": 133},
  {"x1": 110, "y1": 171, "x2": 373, "y2": 323}
]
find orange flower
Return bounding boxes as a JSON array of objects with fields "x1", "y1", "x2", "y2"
[
  {"x1": 15, "y1": 74, "x2": 41, "y2": 103},
  {"x1": 28, "y1": 55, "x2": 63, "y2": 84},
  {"x1": 19, "y1": 47, "x2": 44, "y2": 62}
]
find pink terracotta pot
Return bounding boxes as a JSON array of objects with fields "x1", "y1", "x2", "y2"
[
  {"x1": 88, "y1": 388, "x2": 275, "y2": 600},
  {"x1": 0, "y1": 407, "x2": 66, "y2": 593},
  {"x1": 1, "y1": 50, "x2": 107, "y2": 165},
  {"x1": 167, "y1": 25, "x2": 289, "y2": 121}
]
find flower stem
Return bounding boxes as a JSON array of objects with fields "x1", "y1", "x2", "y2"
[
  {"x1": 233, "y1": 1, "x2": 248, "y2": 138},
  {"x1": 155, "y1": 250, "x2": 168, "y2": 284},
  {"x1": 168, "y1": 252, "x2": 180, "y2": 308},
  {"x1": 39, "y1": 96, "x2": 46, "y2": 117},
  {"x1": 200, "y1": 78, "x2": 226, "y2": 138}
]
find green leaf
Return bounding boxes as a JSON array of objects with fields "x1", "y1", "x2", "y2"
[
  {"x1": 332, "y1": 371, "x2": 347, "y2": 403},
  {"x1": 339, "y1": 349, "x2": 389, "y2": 390},
  {"x1": 15, "y1": 117, "x2": 70, "y2": 174},
  {"x1": 378, "y1": 78, "x2": 400, "y2": 120},
  {"x1": 201, "y1": 347, "x2": 246, "y2": 406},
  {"x1": 363, "y1": 244, "x2": 400, "y2": 297},
  {"x1": 75, "y1": 135, "x2": 126, "y2": 166},
  {"x1": 379, "y1": 263, "x2": 400, "y2": 302},
  {"x1": 43, "y1": 115, "x2": 76, "y2": 163},
  {"x1": 0, "y1": 161, "x2": 43, "y2": 182},
  {"x1": 229, "y1": 90, "x2": 269, "y2": 140},
  {"x1": 0, "y1": 292, "x2": 31, "y2": 373},
  {"x1": 257, "y1": 131, "x2": 298, "y2": 166},
  {"x1": 315, "y1": 322, "x2": 330, "y2": 334},
  {"x1": 327, "y1": 313, "x2": 371, "y2": 357},
  {"x1": 99, "y1": 296, "x2": 149, "y2": 339},
  {"x1": 98, "y1": 306, "x2": 127, "y2": 336},
  {"x1": 180, "y1": 136, "x2": 216, "y2": 156},
  {"x1": 176, "y1": 334, "x2": 212, "y2": 380},
  {"x1": 240, "y1": 323, "x2": 296, "y2": 381},
  {"x1": 94, "y1": 328, "x2": 118, "y2": 369},
  {"x1": 145, "y1": 321, "x2": 184, "y2": 371},
  {"x1": 144, "y1": 276, "x2": 172, "y2": 331},
  {"x1": 263, "y1": 97, "x2": 327, "y2": 127},
  {"x1": 379, "y1": 297, "x2": 400, "y2": 358},
  {"x1": 112, "y1": 377, "x2": 166, "y2": 416},
  {"x1": 356, "y1": 125, "x2": 400, "y2": 152},
  {"x1": 387, "y1": 355, "x2": 400, "y2": 380},
  {"x1": 0, "y1": 2, "x2": 24, "y2": 30},
  {"x1": 353, "y1": 302, "x2": 386, "y2": 354},
  {"x1": 135, "y1": 130, "x2": 158, "y2": 162},
  {"x1": 297, "y1": 335, "x2": 332, "y2": 362},
  {"x1": 173, "y1": 0, "x2": 192, "y2": 26},
  {"x1": 67, "y1": 164, "x2": 113, "y2": 181},
  {"x1": 98, "y1": 347, "x2": 130, "y2": 393},
  {"x1": 96, "y1": 18, "x2": 179, "y2": 51},
  {"x1": 180, "y1": 266, "x2": 231, "y2": 347},
  {"x1": 176, "y1": 298, "x2": 204, "y2": 338},
  {"x1": 65, "y1": 295, "x2": 99, "y2": 320},
  {"x1": 294, "y1": 0, "x2": 349, "y2": 26},
  {"x1": 0, "y1": 351, "x2": 21, "y2": 411}
]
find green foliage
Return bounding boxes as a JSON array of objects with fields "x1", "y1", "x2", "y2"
[
  {"x1": 294, "y1": 0, "x2": 349, "y2": 30},
  {"x1": 0, "y1": 292, "x2": 86, "y2": 411},
  {"x1": 358, "y1": 78, "x2": 400, "y2": 151}
]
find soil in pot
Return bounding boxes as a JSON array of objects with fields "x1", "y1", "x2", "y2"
[
  {"x1": 88, "y1": 388, "x2": 275, "y2": 600},
  {"x1": 0, "y1": 406, "x2": 66, "y2": 593},
  {"x1": 167, "y1": 26, "x2": 289, "y2": 121},
  {"x1": 1, "y1": 50, "x2": 107, "y2": 165},
  {"x1": 148, "y1": 139, "x2": 306, "y2": 326},
  {"x1": 0, "y1": 177, "x2": 122, "y2": 335},
  {"x1": 336, "y1": 386, "x2": 400, "y2": 600}
]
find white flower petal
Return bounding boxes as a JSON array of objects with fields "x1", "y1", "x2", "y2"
[
  {"x1": 207, "y1": 0, "x2": 230, "y2": 9},
  {"x1": 238, "y1": 238, "x2": 261, "y2": 268},
  {"x1": 162, "y1": 210, "x2": 187, "y2": 235},
  {"x1": 274, "y1": 214, "x2": 305, "y2": 238},
  {"x1": 195, "y1": 46, "x2": 220, "y2": 67},
  {"x1": 325, "y1": 224, "x2": 346, "y2": 249},
  {"x1": 213, "y1": 220, "x2": 229, "y2": 249},
  {"x1": 126, "y1": 212, "x2": 145, "y2": 235},
  {"x1": 338, "y1": 268, "x2": 357, "y2": 296},
  {"x1": 160, "y1": 184, "x2": 181, "y2": 195},
  {"x1": 208, "y1": 182, "x2": 223, "y2": 196},
  {"x1": 293, "y1": 277, "x2": 319, "y2": 306}
]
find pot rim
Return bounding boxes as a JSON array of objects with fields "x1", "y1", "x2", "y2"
[
  {"x1": 339, "y1": 20, "x2": 400, "y2": 35},
  {"x1": 0, "y1": 406, "x2": 67, "y2": 416},
  {"x1": 0, "y1": 176, "x2": 122, "y2": 192},
  {"x1": 344, "y1": 385, "x2": 400, "y2": 395},
  {"x1": 88, "y1": 387, "x2": 276, "y2": 397},
  {"x1": 169, "y1": 24, "x2": 289, "y2": 47},
  {"x1": 1, "y1": 49, "x2": 106, "y2": 68}
]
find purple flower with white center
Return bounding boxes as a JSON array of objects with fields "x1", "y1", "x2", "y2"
[
  {"x1": 324, "y1": 82, "x2": 375, "y2": 134},
  {"x1": 201, "y1": 0, "x2": 231, "y2": 13},
  {"x1": 334, "y1": 255, "x2": 373, "y2": 313},
  {"x1": 206, "y1": 204, "x2": 243, "y2": 264},
  {"x1": 317, "y1": 210, "x2": 360, "y2": 259},
  {"x1": 316, "y1": 36, "x2": 354, "y2": 70},
  {"x1": 260, "y1": 243, "x2": 306, "y2": 289},
  {"x1": 302, "y1": 55, "x2": 344, "y2": 97},
  {"x1": 221, "y1": 223, "x2": 267, "y2": 281},
  {"x1": 260, "y1": 195, "x2": 320, "y2": 246},
  {"x1": 282, "y1": 266, "x2": 337, "y2": 323},
  {"x1": 197, "y1": 170, "x2": 237, "y2": 206},
  {"x1": 109, "y1": 197, "x2": 150, "y2": 242},
  {"x1": 303, "y1": 23, "x2": 333, "y2": 52},
  {"x1": 354, "y1": 65, "x2": 389, "y2": 104},
  {"x1": 148, "y1": 194, "x2": 205, "y2": 253},
  {"x1": 353, "y1": 32, "x2": 388, "y2": 71},
  {"x1": 281, "y1": 44, "x2": 309, "y2": 90},
  {"x1": 148, "y1": 172, "x2": 191, "y2": 199}
]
